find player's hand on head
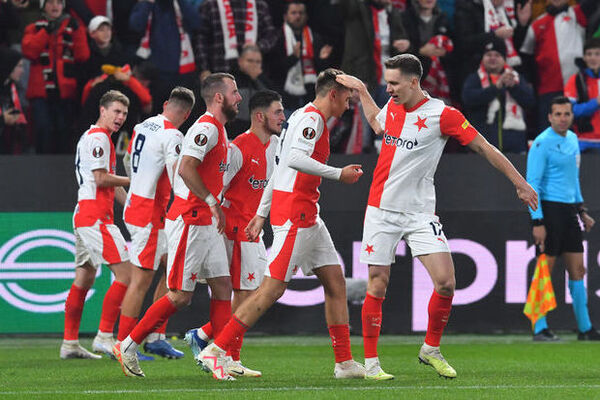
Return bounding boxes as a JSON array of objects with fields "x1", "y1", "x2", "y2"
[
  {"x1": 340, "y1": 164, "x2": 363, "y2": 184},
  {"x1": 517, "y1": 182, "x2": 538, "y2": 211},
  {"x1": 335, "y1": 74, "x2": 367, "y2": 93},
  {"x1": 210, "y1": 204, "x2": 225, "y2": 234},
  {"x1": 245, "y1": 215, "x2": 266, "y2": 241}
]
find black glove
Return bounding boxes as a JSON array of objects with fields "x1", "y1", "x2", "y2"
[{"x1": 34, "y1": 20, "x2": 49, "y2": 32}]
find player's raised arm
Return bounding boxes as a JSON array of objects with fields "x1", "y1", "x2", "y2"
[
  {"x1": 467, "y1": 133, "x2": 538, "y2": 211},
  {"x1": 336, "y1": 74, "x2": 383, "y2": 135}
]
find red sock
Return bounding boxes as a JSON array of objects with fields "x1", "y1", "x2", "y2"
[
  {"x1": 117, "y1": 315, "x2": 138, "y2": 342},
  {"x1": 64, "y1": 284, "x2": 88, "y2": 340},
  {"x1": 200, "y1": 322, "x2": 213, "y2": 339},
  {"x1": 214, "y1": 315, "x2": 248, "y2": 351},
  {"x1": 362, "y1": 292, "x2": 384, "y2": 359},
  {"x1": 129, "y1": 295, "x2": 178, "y2": 344},
  {"x1": 154, "y1": 320, "x2": 167, "y2": 335},
  {"x1": 228, "y1": 332, "x2": 244, "y2": 361},
  {"x1": 98, "y1": 281, "x2": 128, "y2": 334},
  {"x1": 209, "y1": 299, "x2": 231, "y2": 337},
  {"x1": 424, "y1": 290, "x2": 453, "y2": 347},
  {"x1": 328, "y1": 324, "x2": 352, "y2": 363}
]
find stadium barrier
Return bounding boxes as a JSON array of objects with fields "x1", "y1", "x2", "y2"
[{"x1": 0, "y1": 154, "x2": 598, "y2": 335}]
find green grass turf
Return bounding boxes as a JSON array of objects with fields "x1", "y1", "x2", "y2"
[{"x1": 1, "y1": 335, "x2": 599, "y2": 399}]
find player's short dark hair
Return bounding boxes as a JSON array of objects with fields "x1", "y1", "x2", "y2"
[
  {"x1": 249, "y1": 90, "x2": 282, "y2": 114},
  {"x1": 285, "y1": 0, "x2": 305, "y2": 13},
  {"x1": 584, "y1": 37, "x2": 600, "y2": 52},
  {"x1": 201, "y1": 72, "x2": 235, "y2": 104},
  {"x1": 99, "y1": 90, "x2": 129, "y2": 108},
  {"x1": 315, "y1": 68, "x2": 347, "y2": 97},
  {"x1": 384, "y1": 54, "x2": 423, "y2": 80},
  {"x1": 168, "y1": 86, "x2": 195, "y2": 110},
  {"x1": 548, "y1": 96, "x2": 572, "y2": 113}
]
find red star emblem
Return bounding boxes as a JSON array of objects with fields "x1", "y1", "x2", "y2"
[
  {"x1": 414, "y1": 116, "x2": 428, "y2": 132},
  {"x1": 563, "y1": 16, "x2": 571, "y2": 22},
  {"x1": 189, "y1": 273, "x2": 198, "y2": 282},
  {"x1": 247, "y1": 273, "x2": 255, "y2": 281},
  {"x1": 365, "y1": 244, "x2": 374, "y2": 255}
]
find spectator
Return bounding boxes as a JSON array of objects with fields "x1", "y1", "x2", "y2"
[
  {"x1": 520, "y1": 0, "x2": 598, "y2": 131},
  {"x1": 564, "y1": 37, "x2": 600, "y2": 153},
  {"x1": 0, "y1": 47, "x2": 30, "y2": 154},
  {"x1": 455, "y1": 0, "x2": 531, "y2": 84},
  {"x1": 228, "y1": 44, "x2": 269, "y2": 138},
  {"x1": 267, "y1": 1, "x2": 334, "y2": 114},
  {"x1": 78, "y1": 62, "x2": 153, "y2": 141},
  {"x1": 401, "y1": 0, "x2": 454, "y2": 103},
  {"x1": 22, "y1": 0, "x2": 90, "y2": 153},
  {"x1": 0, "y1": 0, "x2": 22, "y2": 47},
  {"x1": 67, "y1": 0, "x2": 140, "y2": 57},
  {"x1": 195, "y1": 0, "x2": 277, "y2": 80},
  {"x1": 129, "y1": 0, "x2": 200, "y2": 114},
  {"x1": 340, "y1": 0, "x2": 407, "y2": 152},
  {"x1": 82, "y1": 16, "x2": 132, "y2": 85},
  {"x1": 462, "y1": 38, "x2": 535, "y2": 153}
]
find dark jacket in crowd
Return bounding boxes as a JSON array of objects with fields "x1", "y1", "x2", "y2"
[
  {"x1": 340, "y1": 0, "x2": 405, "y2": 91},
  {"x1": 82, "y1": 38, "x2": 133, "y2": 85},
  {"x1": 227, "y1": 65, "x2": 269, "y2": 138}
]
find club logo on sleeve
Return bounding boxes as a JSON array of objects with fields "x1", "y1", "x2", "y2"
[
  {"x1": 302, "y1": 127, "x2": 316, "y2": 140},
  {"x1": 175, "y1": 144, "x2": 181, "y2": 154},
  {"x1": 92, "y1": 146, "x2": 104, "y2": 158},
  {"x1": 194, "y1": 133, "x2": 208, "y2": 146},
  {"x1": 461, "y1": 120, "x2": 470, "y2": 130}
]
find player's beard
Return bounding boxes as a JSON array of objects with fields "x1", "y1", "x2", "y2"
[
  {"x1": 263, "y1": 119, "x2": 281, "y2": 136},
  {"x1": 222, "y1": 97, "x2": 239, "y2": 122}
]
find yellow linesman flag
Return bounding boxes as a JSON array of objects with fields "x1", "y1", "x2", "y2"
[{"x1": 523, "y1": 254, "x2": 557, "y2": 329}]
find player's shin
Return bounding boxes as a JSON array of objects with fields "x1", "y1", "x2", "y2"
[
  {"x1": 98, "y1": 280, "x2": 128, "y2": 334},
  {"x1": 64, "y1": 284, "x2": 88, "y2": 340},
  {"x1": 424, "y1": 290, "x2": 453, "y2": 347},
  {"x1": 362, "y1": 293, "x2": 384, "y2": 360}
]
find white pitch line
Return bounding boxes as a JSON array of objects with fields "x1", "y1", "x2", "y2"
[{"x1": 2, "y1": 384, "x2": 600, "y2": 395}]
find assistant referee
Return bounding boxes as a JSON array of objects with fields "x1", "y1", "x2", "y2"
[{"x1": 526, "y1": 96, "x2": 597, "y2": 341}]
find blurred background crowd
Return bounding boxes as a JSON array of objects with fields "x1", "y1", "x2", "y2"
[{"x1": 1, "y1": 0, "x2": 599, "y2": 155}]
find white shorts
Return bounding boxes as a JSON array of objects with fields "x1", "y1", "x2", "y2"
[
  {"x1": 224, "y1": 237, "x2": 267, "y2": 290},
  {"x1": 165, "y1": 216, "x2": 230, "y2": 291},
  {"x1": 74, "y1": 221, "x2": 129, "y2": 268},
  {"x1": 360, "y1": 205, "x2": 450, "y2": 266},
  {"x1": 266, "y1": 217, "x2": 340, "y2": 283},
  {"x1": 126, "y1": 223, "x2": 167, "y2": 271}
]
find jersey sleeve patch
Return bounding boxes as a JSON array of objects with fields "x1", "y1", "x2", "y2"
[
  {"x1": 440, "y1": 106, "x2": 478, "y2": 146},
  {"x1": 88, "y1": 134, "x2": 111, "y2": 170},
  {"x1": 182, "y1": 123, "x2": 218, "y2": 161},
  {"x1": 290, "y1": 113, "x2": 322, "y2": 154}
]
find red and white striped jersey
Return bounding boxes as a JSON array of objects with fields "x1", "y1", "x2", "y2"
[
  {"x1": 520, "y1": 5, "x2": 586, "y2": 95},
  {"x1": 270, "y1": 103, "x2": 330, "y2": 227},
  {"x1": 123, "y1": 114, "x2": 183, "y2": 229},
  {"x1": 222, "y1": 131, "x2": 278, "y2": 241},
  {"x1": 73, "y1": 125, "x2": 116, "y2": 227},
  {"x1": 167, "y1": 112, "x2": 229, "y2": 226},
  {"x1": 368, "y1": 97, "x2": 478, "y2": 214}
]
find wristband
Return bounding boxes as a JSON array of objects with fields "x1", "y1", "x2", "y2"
[
  {"x1": 531, "y1": 219, "x2": 544, "y2": 227},
  {"x1": 204, "y1": 193, "x2": 218, "y2": 207}
]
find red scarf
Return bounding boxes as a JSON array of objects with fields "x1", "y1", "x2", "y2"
[
  {"x1": 136, "y1": 1, "x2": 195, "y2": 74},
  {"x1": 422, "y1": 35, "x2": 453, "y2": 102}
]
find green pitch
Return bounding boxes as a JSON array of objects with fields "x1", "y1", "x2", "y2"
[{"x1": 1, "y1": 335, "x2": 599, "y2": 399}]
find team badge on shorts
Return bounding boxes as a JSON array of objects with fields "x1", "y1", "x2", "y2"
[
  {"x1": 92, "y1": 146, "x2": 104, "y2": 158},
  {"x1": 302, "y1": 127, "x2": 316, "y2": 140},
  {"x1": 194, "y1": 134, "x2": 208, "y2": 146}
]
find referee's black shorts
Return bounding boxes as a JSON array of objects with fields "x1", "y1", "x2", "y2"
[{"x1": 541, "y1": 201, "x2": 584, "y2": 256}]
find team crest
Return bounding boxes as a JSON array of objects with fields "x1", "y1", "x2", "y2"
[
  {"x1": 194, "y1": 133, "x2": 208, "y2": 146},
  {"x1": 92, "y1": 146, "x2": 104, "y2": 158},
  {"x1": 302, "y1": 127, "x2": 316, "y2": 140},
  {"x1": 175, "y1": 144, "x2": 181, "y2": 154}
]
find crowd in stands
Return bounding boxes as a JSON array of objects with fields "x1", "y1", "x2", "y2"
[{"x1": 1, "y1": 0, "x2": 600, "y2": 155}]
